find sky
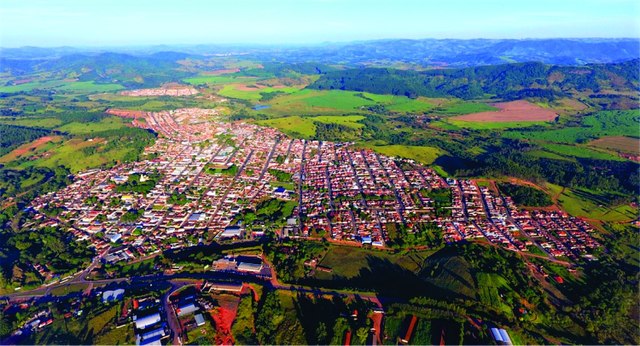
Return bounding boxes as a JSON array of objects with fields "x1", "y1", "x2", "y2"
[{"x1": 0, "y1": 0, "x2": 638, "y2": 47}]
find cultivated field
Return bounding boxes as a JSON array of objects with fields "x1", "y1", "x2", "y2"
[
  {"x1": 451, "y1": 100, "x2": 558, "y2": 122},
  {"x1": 588, "y1": 136, "x2": 639, "y2": 154}
]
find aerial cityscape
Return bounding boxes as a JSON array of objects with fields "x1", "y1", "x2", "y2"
[{"x1": 0, "y1": 1, "x2": 638, "y2": 345}]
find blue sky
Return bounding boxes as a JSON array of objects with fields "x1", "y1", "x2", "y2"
[{"x1": 0, "y1": 0, "x2": 638, "y2": 47}]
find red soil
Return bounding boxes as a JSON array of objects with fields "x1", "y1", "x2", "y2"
[
  {"x1": 106, "y1": 108, "x2": 147, "y2": 118},
  {"x1": 203, "y1": 68, "x2": 241, "y2": 75},
  {"x1": 452, "y1": 100, "x2": 557, "y2": 122},
  {"x1": 210, "y1": 297, "x2": 240, "y2": 345},
  {"x1": 2, "y1": 136, "x2": 58, "y2": 161}
]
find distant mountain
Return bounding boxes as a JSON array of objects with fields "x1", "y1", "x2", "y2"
[
  {"x1": 269, "y1": 38, "x2": 640, "y2": 67},
  {"x1": 1, "y1": 38, "x2": 638, "y2": 67}
]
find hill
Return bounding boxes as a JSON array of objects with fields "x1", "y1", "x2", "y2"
[{"x1": 308, "y1": 59, "x2": 639, "y2": 104}]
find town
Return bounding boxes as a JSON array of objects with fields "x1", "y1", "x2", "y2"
[{"x1": 23, "y1": 107, "x2": 600, "y2": 279}]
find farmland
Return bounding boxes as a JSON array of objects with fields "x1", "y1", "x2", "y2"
[
  {"x1": 450, "y1": 100, "x2": 558, "y2": 122},
  {"x1": 588, "y1": 136, "x2": 639, "y2": 154},
  {"x1": 503, "y1": 110, "x2": 639, "y2": 143}
]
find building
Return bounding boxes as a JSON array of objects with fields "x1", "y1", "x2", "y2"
[
  {"x1": 176, "y1": 303, "x2": 198, "y2": 317},
  {"x1": 102, "y1": 288, "x2": 125, "y2": 303},
  {"x1": 205, "y1": 281, "x2": 243, "y2": 293},
  {"x1": 194, "y1": 313, "x2": 205, "y2": 327},
  {"x1": 135, "y1": 312, "x2": 161, "y2": 330},
  {"x1": 220, "y1": 226, "x2": 242, "y2": 239},
  {"x1": 237, "y1": 261, "x2": 263, "y2": 273}
]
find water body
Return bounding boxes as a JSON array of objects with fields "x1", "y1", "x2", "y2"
[{"x1": 253, "y1": 104, "x2": 271, "y2": 110}]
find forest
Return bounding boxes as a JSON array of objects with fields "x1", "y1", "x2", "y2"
[{"x1": 309, "y1": 59, "x2": 639, "y2": 101}]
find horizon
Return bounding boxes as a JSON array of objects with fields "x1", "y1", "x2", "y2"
[
  {"x1": 1, "y1": 0, "x2": 639, "y2": 48},
  {"x1": 2, "y1": 37, "x2": 639, "y2": 50}
]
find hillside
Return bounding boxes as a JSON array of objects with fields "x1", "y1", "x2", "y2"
[{"x1": 308, "y1": 59, "x2": 640, "y2": 105}]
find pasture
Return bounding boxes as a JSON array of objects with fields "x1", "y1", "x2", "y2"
[
  {"x1": 257, "y1": 89, "x2": 438, "y2": 116},
  {"x1": 503, "y1": 110, "x2": 639, "y2": 143},
  {"x1": 546, "y1": 183, "x2": 638, "y2": 222},
  {"x1": 541, "y1": 143, "x2": 624, "y2": 161},
  {"x1": 0, "y1": 116, "x2": 63, "y2": 128},
  {"x1": 445, "y1": 119, "x2": 548, "y2": 130},
  {"x1": 435, "y1": 101, "x2": 498, "y2": 115},
  {"x1": 257, "y1": 115, "x2": 365, "y2": 138},
  {"x1": 0, "y1": 80, "x2": 124, "y2": 93},
  {"x1": 450, "y1": 100, "x2": 557, "y2": 122},
  {"x1": 365, "y1": 144, "x2": 444, "y2": 165},
  {"x1": 55, "y1": 117, "x2": 128, "y2": 135}
]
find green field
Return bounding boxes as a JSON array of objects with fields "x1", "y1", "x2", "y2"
[
  {"x1": 255, "y1": 89, "x2": 437, "y2": 116},
  {"x1": 55, "y1": 117, "x2": 128, "y2": 135},
  {"x1": 217, "y1": 84, "x2": 300, "y2": 101},
  {"x1": 257, "y1": 116, "x2": 317, "y2": 137},
  {"x1": 257, "y1": 115, "x2": 365, "y2": 138},
  {"x1": 0, "y1": 117, "x2": 63, "y2": 128},
  {"x1": 541, "y1": 143, "x2": 624, "y2": 161},
  {"x1": 446, "y1": 119, "x2": 549, "y2": 130},
  {"x1": 503, "y1": 110, "x2": 639, "y2": 143},
  {"x1": 476, "y1": 272, "x2": 512, "y2": 315},
  {"x1": 0, "y1": 80, "x2": 124, "y2": 93},
  {"x1": 436, "y1": 101, "x2": 498, "y2": 115},
  {"x1": 546, "y1": 183, "x2": 637, "y2": 222},
  {"x1": 183, "y1": 74, "x2": 257, "y2": 85},
  {"x1": 365, "y1": 144, "x2": 444, "y2": 165},
  {"x1": 314, "y1": 245, "x2": 431, "y2": 280}
]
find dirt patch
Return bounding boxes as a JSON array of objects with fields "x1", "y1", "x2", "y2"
[
  {"x1": 210, "y1": 295, "x2": 240, "y2": 345},
  {"x1": 452, "y1": 100, "x2": 557, "y2": 122},
  {"x1": 589, "y1": 136, "x2": 639, "y2": 154},
  {"x1": 0, "y1": 136, "x2": 60, "y2": 162},
  {"x1": 106, "y1": 108, "x2": 148, "y2": 118},
  {"x1": 234, "y1": 83, "x2": 263, "y2": 91},
  {"x1": 203, "y1": 68, "x2": 241, "y2": 75}
]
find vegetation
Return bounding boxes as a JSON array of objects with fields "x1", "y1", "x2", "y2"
[
  {"x1": 497, "y1": 183, "x2": 553, "y2": 207},
  {"x1": 309, "y1": 60, "x2": 638, "y2": 100}
]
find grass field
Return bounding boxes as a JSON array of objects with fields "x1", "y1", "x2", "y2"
[
  {"x1": 217, "y1": 84, "x2": 299, "y2": 101},
  {"x1": 314, "y1": 245, "x2": 432, "y2": 280},
  {"x1": 55, "y1": 117, "x2": 128, "y2": 135},
  {"x1": 0, "y1": 117, "x2": 63, "y2": 128},
  {"x1": 365, "y1": 145, "x2": 444, "y2": 165},
  {"x1": 546, "y1": 183, "x2": 637, "y2": 222},
  {"x1": 476, "y1": 272, "x2": 512, "y2": 315},
  {"x1": 446, "y1": 119, "x2": 549, "y2": 130},
  {"x1": 588, "y1": 136, "x2": 639, "y2": 154},
  {"x1": 183, "y1": 74, "x2": 258, "y2": 85},
  {"x1": 0, "y1": 80, "x2": 124, "y2": 93},
  {"x1": 435, "y1": 101, "x2": 498, "y2": 115},
  {"x1": 257, "y1": 115, "x2": 365, "y2": 138},
  {"x1": 256, "y1": 89, "x2": 438, "y2": 116},
  {"x1": 541, "y1": 143, "x2": 624, "y2": 161},
  {"x1": 503, "y1": 110, "x2": 639, "y2": 143},
  {"x1": 257, "y1": 116, "x2": 317, "y2": 137}
]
